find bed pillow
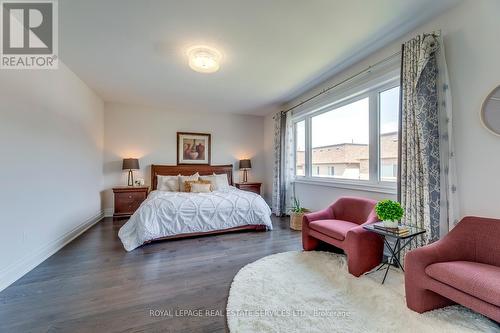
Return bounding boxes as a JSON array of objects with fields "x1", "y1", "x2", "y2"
[
  {"x1": 190, "y1": 182, "x2": 212, "y2": 193},
  {"x1": 184, "y1": 179, "x2": 211, "y2": 192},
  {"x1": 179, "y1": 173, "x2": 200, "y2": 192},
  {"x1": 211, "y1": 173, "x2": 230, "y2": 191},
  {"x1": 184, "y1": 178, "x2": 212, "y2": 192},
  {"x1": 199, "y1": 175, "x2": 216, "y2": 188},
  {"x1": 157, "y1": 175, "x2": 180, "y2": 192}
]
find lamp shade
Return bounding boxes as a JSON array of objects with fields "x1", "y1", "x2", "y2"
[
  {"x1": 239, "y1": 159, "x2": 252, "y2": 170},
  {"x1": 122, "y1": 158, "x2": 140, "y2": 170}
]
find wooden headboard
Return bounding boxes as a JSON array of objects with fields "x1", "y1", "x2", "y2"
[{"x1": 151, "y1": 164, "x2": 234, "y2": 190}]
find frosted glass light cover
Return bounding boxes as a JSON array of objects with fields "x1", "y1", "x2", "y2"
[{"x1": 187, "y1": 46, "x2": 222, "y2": 73}]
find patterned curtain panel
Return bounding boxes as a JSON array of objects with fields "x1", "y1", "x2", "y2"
[
  {"x1": 271, "y1": 112, "x2": 284, "y2": 216},
  {"x1": 271, "y1": 111, "x2": 295, "y2": 216},
  {"x1": 400, "y1": 32, "x2": 459, "y2": 260}
]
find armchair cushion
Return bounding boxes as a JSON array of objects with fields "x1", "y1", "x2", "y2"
[
  {"x1": 309, "y1": 220, "x2": 359, "y2": 241},
  {"x1": 425, "y1": 261, "x2": 500, "y2": 307}
]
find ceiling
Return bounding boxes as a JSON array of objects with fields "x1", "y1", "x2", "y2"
[{"x1": 60, "y1": 0, "x2": 460, "y2": 115}]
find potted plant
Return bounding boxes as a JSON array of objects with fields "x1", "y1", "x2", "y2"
[
  {"x1": 375, "y1": 199, "x2": 404, "y2": 228},
  {"x1": 289, "y1": 197, "x2": 308, "y2": 231}
]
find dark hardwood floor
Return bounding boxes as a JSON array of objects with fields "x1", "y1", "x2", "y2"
[{"x1": 0, "y1": 216, "x2": 301, "y2": 333}]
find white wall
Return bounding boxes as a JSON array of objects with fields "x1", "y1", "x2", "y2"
[
  {"x1": 0, "y1": 63, "x2": 104, "y2": 291},
  {"x1": 102, "y1": 102, "x2": 266, "y2": 212},
  {"x1": 269, "y1": 0, "x2": 500, "y2": 217}
]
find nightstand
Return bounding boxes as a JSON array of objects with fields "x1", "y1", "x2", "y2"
[
  {"x1": 235, "y1": 182, "x2": 262, "y2": 195},
  {"x1": 113, "y1": 186, "x2": 149, "y2": 218}
]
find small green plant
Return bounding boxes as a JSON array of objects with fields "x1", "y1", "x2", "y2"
[
  {"x1": 290, "y1": 197, "x2": 308, "y2": 214},
  {"x1": 375, "y1": 200, "x2": 404, "y2": 221}
]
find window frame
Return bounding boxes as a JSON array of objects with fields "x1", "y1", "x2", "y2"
[
  {"x1": 377, "y1": 84, "x2": 401, "y2": 187},
  {"x1": 292, "y1": 71, "x2": 400, "y2": 195}
]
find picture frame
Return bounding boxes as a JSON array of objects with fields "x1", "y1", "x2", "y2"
[{"x1": 177, "y1": 132, "x2": 211, "y2": 165}]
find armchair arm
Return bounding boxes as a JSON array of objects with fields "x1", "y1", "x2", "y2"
[
  {"x1": 345, "y1": 225, "x2": 382, "y2": 249},
  {"x1": 359, "y1": 219, "x2": 378, "y2": 227},
  {"x1": 405, "y1": 243, "x2": 440, "y2": 270},
  {"x1": 303, "y1": 207, "x2": 334, "y2": 224},
  {"x1": 344, "y1": 225, "x2": 384, "y2": 276},
  {"x1": 302, "y1": 206, "x2": 334, "y2": 251},
  {"x1": 362, "y1": 210, "x2": 379, "y2": 225},
  {"x1": 404, "y1": 237, "x2": 463, "y2": 272}
]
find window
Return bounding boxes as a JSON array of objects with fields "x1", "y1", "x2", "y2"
[
  {"x1": 293, "y1": 74, "x2": 400, "y2": 191},
  {"x1": 295, "y1": 120, "x2": 305, "y2": 176},
  {"x1": 311, "y1": 97, "x2": 369, "y2": 180},
  {"x1": 381, "y1": 163, "x2": 397, "y2": 179},
  {"x1": 379, "y1": 86, "x2": 399, "y2": 182}
]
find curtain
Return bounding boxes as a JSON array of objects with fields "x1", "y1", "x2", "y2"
[
  {"x1": 271, "y1": 111, "x2": 295, "y2": 216},
  {"x1": 436, "y1": 34, "x2": 460, "y2": 234},
  {"x1": 271, "y1": 112, "x2": 284, "y2": 216},
  {"x1": 400, "y1": 32, "x2": 458, "y2": 260}
]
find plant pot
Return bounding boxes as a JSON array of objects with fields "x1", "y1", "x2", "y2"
[
  {"x1": 383, "y1": 220, "x2": 399, "y2": 228},
  {"x1": 290, "y1": 213, "x2": 305, "y2": 231}
]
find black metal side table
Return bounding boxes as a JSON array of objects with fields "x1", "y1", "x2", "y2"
[{"x1": 363, "y1": 224, "x2": 426, "y2": 284}]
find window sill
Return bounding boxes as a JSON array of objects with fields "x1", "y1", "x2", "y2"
[{"x1": 293, "y1": 178, "x2": 397, "y2": 195}]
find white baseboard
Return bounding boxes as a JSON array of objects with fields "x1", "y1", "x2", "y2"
[
  {"x1": 0, "y1": 210, "x2": 104, "y2": 292},
  {"x1": 103, "y1": 208, "x2": 114, "y2": 218}
]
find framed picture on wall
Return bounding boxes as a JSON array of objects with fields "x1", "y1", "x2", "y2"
[{"x1": 177, "y1": 132, "x2": 211, "y2": 165}]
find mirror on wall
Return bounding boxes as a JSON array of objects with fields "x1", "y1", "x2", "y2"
[{"x1": 481, "y1": 85, "x2": 500, "y2": 136}]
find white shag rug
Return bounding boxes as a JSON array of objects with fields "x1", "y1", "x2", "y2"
[{"x1": 227, "y1": 251, "x2": 499, "y2": 333}]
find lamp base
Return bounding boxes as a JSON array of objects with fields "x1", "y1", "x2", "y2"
[
  {"x1": 127, "y1": 170, "x2": 134, "y2": 186},
  {"x1": 242, "y1": 169, "x2": 248, "y2": 183}
]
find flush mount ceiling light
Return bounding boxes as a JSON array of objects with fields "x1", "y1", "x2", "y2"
[{"x1": 186, "y1": 45, "x2": 222, "y2": 73}]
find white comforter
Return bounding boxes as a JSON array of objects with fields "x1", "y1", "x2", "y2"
[{"x1": 118, "y1": 187, "x2": 273, "y2": 251}]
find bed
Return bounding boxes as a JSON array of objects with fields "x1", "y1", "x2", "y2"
[{"x1": 118, "y1": 164, "x2": 272, "y2": 251}]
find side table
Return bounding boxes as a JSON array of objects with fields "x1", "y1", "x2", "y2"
[{"x1": 363, "y1": 224, "x2": 426, "y2": 284}]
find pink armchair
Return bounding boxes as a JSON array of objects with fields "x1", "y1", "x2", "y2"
[
  {"x1": 302, "y1": 197, "x2": 383, "y2": 277},
  {"x1": 405, "y1": 216, "x2": 500, "y2": 322}
]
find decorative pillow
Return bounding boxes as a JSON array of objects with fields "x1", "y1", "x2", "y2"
[
  {"x1": 211, "y1": 173, "x2": 230, "y2": 191},
  {"x1": 190, "y1": 183, "x2": 212, "y2": 193},
  {"x1": 179, "y1": 173, "x2": 199, "y2": 192},
  {"x1": 157, "y1": 175, "x2": 180, "y2": 192},
  {"x1": 199, "y1": 175, "x2": 216, "y2": 188},
  {"x1": 184, "y1": 179, "x2": 211, "y2": 193}
]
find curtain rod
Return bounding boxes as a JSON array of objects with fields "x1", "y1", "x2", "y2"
[{"x1": 282, "y1": 51, "x2": 402, "y2": 114}]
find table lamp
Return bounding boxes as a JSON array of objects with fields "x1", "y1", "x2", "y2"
[
  {"x1": 122, "y1": 158, "x2": 140, "y2": 186},
  {"x1": 239, "y1": 159, "x2": 252, "y2": 183}
]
